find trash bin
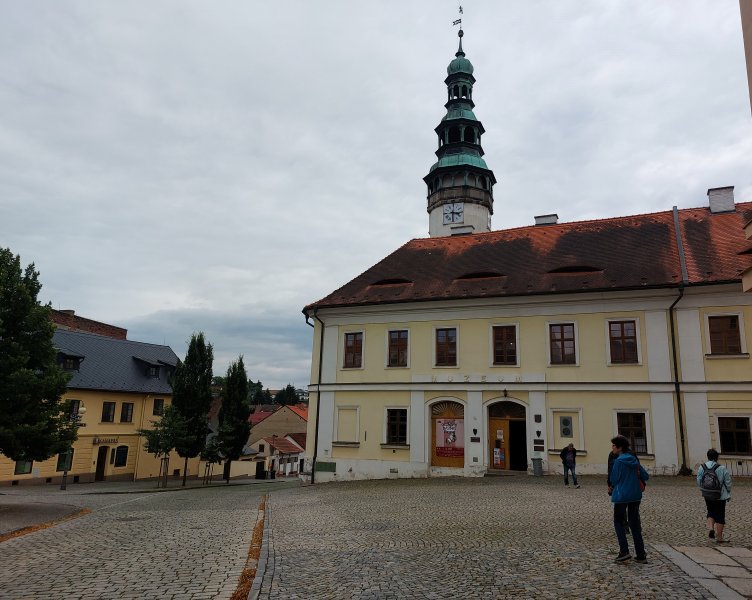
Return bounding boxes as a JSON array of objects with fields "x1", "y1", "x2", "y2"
[{"x1": 532, "y1": 457, "x2": 543, "y2": 477}]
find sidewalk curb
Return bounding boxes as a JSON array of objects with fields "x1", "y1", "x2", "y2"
[{"x1": 248, "y1": 500, "x2": 272, "y2": 600}]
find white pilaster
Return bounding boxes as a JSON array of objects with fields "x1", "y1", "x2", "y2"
[
  {"x1": 645, "y1": 311, "x2": 671, "y2": 382},
  {"x1": 318, "y1": 391, "x2": 335, "y2": 459},
  {"x1": 410, "y1": 390, "x2": 425, "y2": 464},
  {"x1": 466, "y1": 391, "x2": 483, "y2": 473},
  {"x1": 676, "y1": 308, "x2": 705, "y2": 382},
  {"x1": 684, "y1": 392, "x2": 712, "y2": 468},
  {"x1": 528, "y1": 391, "x2": 547, "y2": 469}
]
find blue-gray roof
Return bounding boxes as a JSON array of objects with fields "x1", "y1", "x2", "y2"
[{"x1": 53, "y1": 329, "x2": 178, "y2": 394}]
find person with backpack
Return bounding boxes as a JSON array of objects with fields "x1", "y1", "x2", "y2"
[
  {"x1": 610, "y1": 435, "x2": 649, "y2": 563},
  {"x1": 697, "y1": 448, "x2": 732, "y2": 543}
]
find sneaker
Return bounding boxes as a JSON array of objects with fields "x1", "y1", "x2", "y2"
[
  {"x1": 709, "y1": 530, "x2": 715, "y2": 539},
  {"x1": 635, "y1": 556, "x2": 647, "y2": 564},
  {"x1": 575, "y1": 484, "x2": 581, "y2": 489},
  {"x1": 716, "y1": 539, "x2": 730, "y2": 544},
  {"x1": 614, "y1": 551, "x2": 631, "y2": 562}
]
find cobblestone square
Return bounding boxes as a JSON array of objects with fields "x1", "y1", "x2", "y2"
[{"x1": 258, "y1": 475, "x2": 752, "y2": 599}]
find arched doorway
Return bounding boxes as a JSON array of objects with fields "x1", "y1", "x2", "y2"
[
  {"x1": 431, "y1": 401, "x2": 464, "y2": 468},
  {"x1": 95, "y1": 446, "x2": 109, "y2": 481},
  {"x1": 488, "y1": 401, "x2": 527, "y2": 471}
]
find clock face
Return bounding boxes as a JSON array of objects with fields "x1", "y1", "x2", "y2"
[{"x1": 442, "y1": 202, "x2": 464, "y2": 225}]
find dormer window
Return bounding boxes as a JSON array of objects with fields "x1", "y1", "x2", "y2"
[
  {"x1": 59, "y1": 354, "x2": 81, "y2": 371},
  {"x1": 147, "y1": 365, "x2": 159, "y2": 378}
]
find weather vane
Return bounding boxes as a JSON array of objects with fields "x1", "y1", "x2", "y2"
[{"x1": 453, "y1": 5, "x2": 463, "y2": 29}]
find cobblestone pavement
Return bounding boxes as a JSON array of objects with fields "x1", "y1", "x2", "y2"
[
  {"x1": 0, "y1": 481, "x2": 292, "y2": 600},
  {"x1": 258, "y1": 475, "x2": 752, "y2": 599}
]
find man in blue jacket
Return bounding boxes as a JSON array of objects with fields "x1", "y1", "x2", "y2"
[{"x1": 610, "y1": 435, "x2": 649, "y2": 563}]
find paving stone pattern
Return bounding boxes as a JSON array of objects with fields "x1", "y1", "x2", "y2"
[
  {"x1": 259, "y1": 475, "x2": 752, "y2": 599},
  {"x1": 0, "y1": 484, "x2": 279, "y2": 600}
]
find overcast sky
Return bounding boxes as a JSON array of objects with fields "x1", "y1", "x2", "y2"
[{"x1": 1, "y1": 1, "x2": 750, "y2": 389}]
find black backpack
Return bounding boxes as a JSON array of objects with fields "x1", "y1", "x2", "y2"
[{"x1": 699, "y1": 463, "x2": 723, "y2": 500}]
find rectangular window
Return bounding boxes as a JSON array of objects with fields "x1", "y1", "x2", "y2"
[
  {"x1": 56, "y1": 449, "x2": 74, "y2": 472},
  {"x1": 386, "y1": 409, "x2": 408, "y2": 445},
  {"x1": 492, "y1": 325, "x2": 517, "y2": 365},
  {"x1": 153, "y1": 398, "x2": 164, "y2": 416},
  {"x1": 549, "y1": 323, "x2": 576, "y2": 365},
  {"x1": 718, "y1": 417, "x2": 751, "y2": 455},
  {"x1": 709, "y1": 316, "x2": 742, "y2": 354},
  {"x1": 120, "y1": 403, "x2": 134, "y2": 423},
  {"x1": 343, "y1": 332, "x2": 363, "y2": 368},
  {"x1": 14, "y1": 460, "x2": 32, "y2": 475},
  {"x1": 62, "y1": 356, "x2": 79, "y2": 371},
  {"x1": 609, "y1": 320, "x2": 638, "y2": 364},
  {"x1": 69, "y1": 399, "x2": 81, "y2": 419},
  {"x1": 101, "y1": 402, "x2": 116, "y2": 423},
  {"x1": 336, "y1": 407, "x2": 358, "y2": 443},
  {"x1": 114, "y1": 445, "x2": 129, "y2": 467},
  {"x1": 617, "y1": 412, "x2": 648, "y2": 454},
  {"x1": 387, "y1": 330, "x2": 408, "y2": 367},
  {"x1": 146, "y1": 365, "x2": 160, "y2": 378},
  {"x1": 259, "y1": 444, "x2": 265, "y2": 453},
  {"x1": 435, "y1": 328, "x2": 457, "y2": 366}
]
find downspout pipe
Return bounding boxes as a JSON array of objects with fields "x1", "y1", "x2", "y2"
[
  {"x1": 304, "y1": 309, "x2": 325, "y2": 484},
  {"x1": 670, "y1": 205, "x2": 692, "y2": 475},
  {"x1": 668, "y1": 286, "x2": 691, "y2": 475}
]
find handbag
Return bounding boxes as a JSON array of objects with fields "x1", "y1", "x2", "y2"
[{"x1": 636, "y1": 465, "x2": 646, "y2": 491}]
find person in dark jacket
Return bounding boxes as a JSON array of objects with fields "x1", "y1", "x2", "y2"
[
  {"x1": 607, "y1": 436, "x2": 634, "y2": 532},
  {"x1": 610, "y1": 435, "x2": 649, "y2": 563},
  {"x1": 560, "y1": 443, "x2": 580, "y2": 488}
]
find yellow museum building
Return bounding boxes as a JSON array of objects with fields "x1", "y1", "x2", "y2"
[{"x1": 302, "y1": 30, "x2": 752, "y2": 483}]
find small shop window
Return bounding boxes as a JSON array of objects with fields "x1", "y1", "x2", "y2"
[{"x1": 114, "y1": 445, "x2": 129, "y2": 467}]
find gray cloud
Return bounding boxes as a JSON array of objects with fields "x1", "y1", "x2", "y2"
[{"x1": 1, "y1": 1, "x2": 750, "y2": 387}]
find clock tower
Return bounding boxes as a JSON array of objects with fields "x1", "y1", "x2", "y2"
[{"x1": 425, "y1": 29, "x2": 496, "y2": 237}]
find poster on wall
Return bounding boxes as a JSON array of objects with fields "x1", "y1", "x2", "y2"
[{"x1": 435, "y1": 419, "x2": 464, "y2": 457}]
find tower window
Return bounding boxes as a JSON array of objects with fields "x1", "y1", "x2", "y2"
[
  {"x1": 461, "y1": 85, "x2": 468, "y2": 98},
  {"x1": 453, "y1": 85, "x2": 459, "y2": 98},
  {"x1": 448, "y1": 126, "x2": 460, "y2": 144}
]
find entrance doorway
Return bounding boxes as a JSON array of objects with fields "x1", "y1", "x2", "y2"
[
  {"x1": 488, "y1": 401, "x2": 527, "y2": 471},
  {"x1": 431, "y1": 401, "x2": 464, "y2": 468},
  {"x1": 95, "y1": 446, "x2": 109, "y2": 481}
]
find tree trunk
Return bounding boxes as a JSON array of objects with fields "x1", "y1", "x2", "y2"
[
  {"x1": 182, "y1": 456, "x2": 188, "y2": 487},
  {"x1": 223, "y1": 460, "x2": 232, "y2": 483}
]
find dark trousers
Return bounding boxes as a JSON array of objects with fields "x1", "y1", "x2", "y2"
[
  {"x1": 614, "y1": 502, "x2": 645, "y2": 557},
  {"x1": 704, "y1": 498, "x2": 727, "y2": 525}
]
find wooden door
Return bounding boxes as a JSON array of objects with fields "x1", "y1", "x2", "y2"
[
  {"x1": 431, "y1": 401, "x2": 465, "y2": 468},
  {"x1": 95, "y1": 446, "x2": 108, "y2": 481},
  {"x1": 489, "y1": 418, "x2": 510, "y2": 470}
]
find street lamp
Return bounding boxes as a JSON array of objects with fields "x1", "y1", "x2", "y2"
[{"x1": 60, "y1": 404, "x2": 86, "y2": 490}]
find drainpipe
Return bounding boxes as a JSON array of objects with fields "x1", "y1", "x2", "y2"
[
  {"x1": 304, "y1": 309, "x2": 325, "y2": 484},
  {"x1": 670, "y1": 205, "x2": 691, "y2": 475}
]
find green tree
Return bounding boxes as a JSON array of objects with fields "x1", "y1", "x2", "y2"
[
  {"x1": 138, "y1": 404, "x2": 190, "y2": 486},
  {"x1": 216, "y1": 356, "x2": 251, "y2": 482},
  {"x1": 274, "y1": 384, "x2": 299, "y2": 406},
  {"x1": 0, "y1": 249, "x2": 74, "y2": 462},
  {"x1": 248, "y1": 379, "x2": 263, "y2": 405},
  {"x1": 171, "y1": 332, "x2": 214, "y2": 486}
]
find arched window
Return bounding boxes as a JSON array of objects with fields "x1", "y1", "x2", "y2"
[
  {"x1": 465, "y1": 128, "x2": 475, "y2": 143},
  {"x1": 453, "y1": 85, "x2": 460, "y2": 98},
  {"x1": 448, "y1": 126, "x2": 461, "y2": 143},
  {"x1": 461, "y1": 85, "x2": 468, "y2": 98},
  {"x1": 482, "y1": 177, "x2": 489, "y2": 190}
]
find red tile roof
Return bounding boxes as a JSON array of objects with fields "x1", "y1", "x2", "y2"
[
  {"x1": 305, "y1": 203, "x2": 752, "y2": 310},
  {"x1": 286, "y1": 432, "x2": 306, "y2": 448},
  {"x1": 288, "y1": 405, "x2": 308, "y2": 421},
  {"x1": 249, "y1": 411, "x2": 274, "y2": 425},
  {"x1": 265, "y1": 436, "x2": 304, "y2": 454}
]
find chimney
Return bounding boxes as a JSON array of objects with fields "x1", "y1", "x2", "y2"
[
  {"x1": 534, "y1": 213, "x2": 559, "y2": 226},
  {"x1": 708, "y1": 186, "x2": 735, "y2": 214}
]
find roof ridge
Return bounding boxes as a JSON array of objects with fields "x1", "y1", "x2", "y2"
[
  {"x1": 55, "y1": 328, "x2": 173, "y2": 351},
  {"x1": 408, "y1": 201, "x2": 752, "y2": 241}
]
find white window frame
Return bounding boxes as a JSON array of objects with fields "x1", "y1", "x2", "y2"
[
  {"x1": 341, "y1": 329, "x2": 365, "y2": 370},
  {"x1": 704, "y1": 312, "x2": 748, "y2": 356},
  {"x1": 605, "y1": 317, "x2": 643, "y2": 366},
  {"x1": 433, "y1": 325, "x2": 460, "y2": 369},
  {"x1": 384, "y1": 328, "x2": 410, "y2": 369},
  {"x1": 546, "y1": 320, "x2": 579, "y2": 367},
  {"x1": 488, "y1": 323, "x2": 520, "y2": 368},
  {"x1": 382, "y1": 406, "x2": 410, "y2": 446},
  {"x1": 333, "y1": 405, "x2": 360, "y2": 444},
  {"x1": 713, "y1": 414, "x2": 752, "y2": 458},
  {"x1": 613, "y1": 409, "x2": 653, "y2": 455},
  {"x1": 547, "y1": 408, "x2": 585, "y2": 451}
]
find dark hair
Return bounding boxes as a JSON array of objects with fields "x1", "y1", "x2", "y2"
[
  {"x1": 707, "y1": 448, "x2": 719, "y2": 462},
  {"x1": 611, "y1": 436, "x2": 629, "y2": 451}
]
